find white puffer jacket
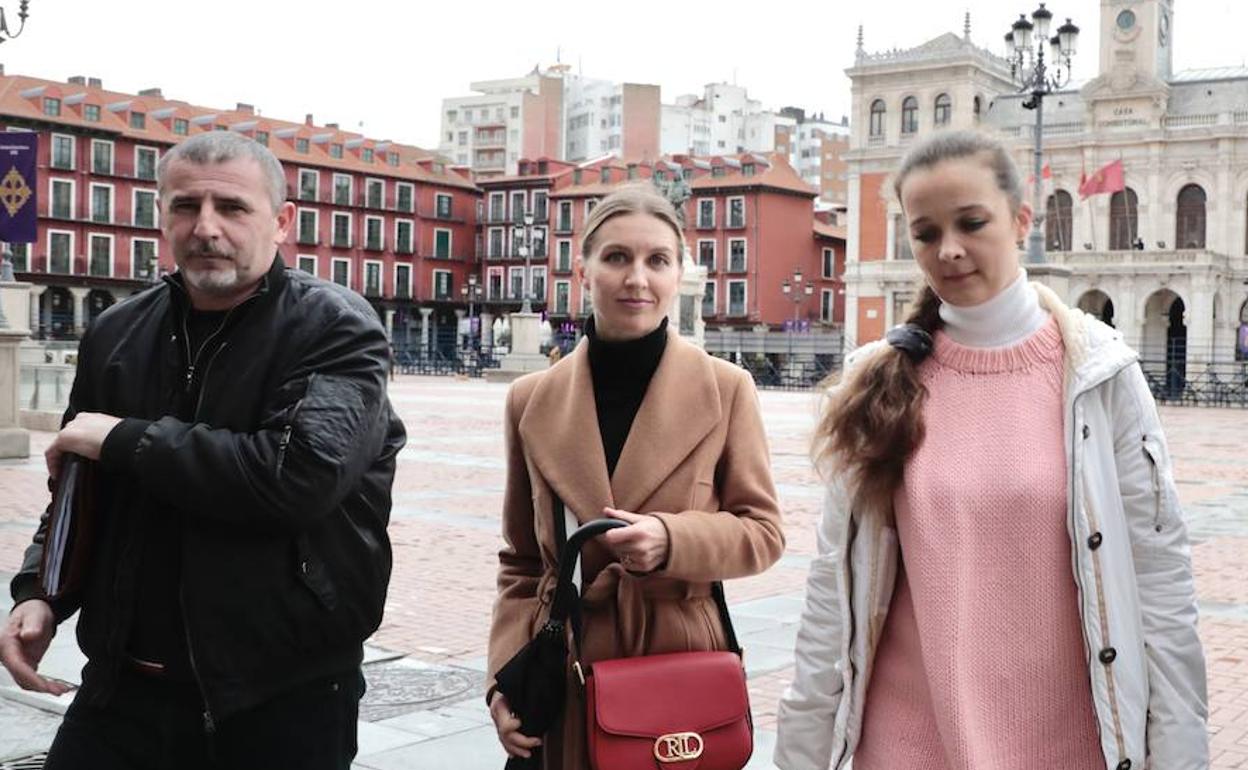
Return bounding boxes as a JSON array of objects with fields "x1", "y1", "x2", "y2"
[{"x1": 774, "y1": 284, "x2": 1209, "y2": 770}]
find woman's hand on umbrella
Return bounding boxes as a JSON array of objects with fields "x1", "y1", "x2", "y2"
[
  {"x1": 490, "y1": 690, "x2": 542, "y2": 758},
  {"x1": 602, "y1": 508, "x2": 670, "y2": 573}
]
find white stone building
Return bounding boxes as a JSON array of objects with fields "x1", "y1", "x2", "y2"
[{"x1": 843, "y1": 0, "x2": 1248, "y2": 377}]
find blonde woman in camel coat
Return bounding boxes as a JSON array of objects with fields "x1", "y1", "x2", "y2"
[{"x1": 486, "y1": 185, "x2": 784, "y2": 768}]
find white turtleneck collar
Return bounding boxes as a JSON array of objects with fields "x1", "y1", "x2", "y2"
[{"x1": 937, "y1": 269, "x2": 1049, "y2": 349}]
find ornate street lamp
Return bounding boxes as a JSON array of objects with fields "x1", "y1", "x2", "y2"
[
  {"x1": 460, "y1": 272, "x2": 484, "y2": 346},
  {"x1": 515, "y1": 212, "x2": 536, "y2": 313},
  {"x1": 780, "y1": 268, "x2": 814, "y2": 326},
  {"x1": 1005, "y1": 3, "x2": 1079, "y2": 264},
  {"x1": 0, "y1": 0, "x2": 29, "y2": 43}
]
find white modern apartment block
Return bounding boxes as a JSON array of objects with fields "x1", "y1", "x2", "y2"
[
  {"x1": 661, "y1": 83, "x2": 796, "y2": 157},
  {"x1": 439, "y1": 71, "x2": 563, "y2": 178},
  {"x1": 441, "y1": 67, "x2": 659, "y2": 175},
  {"x1": 781, "y1": 109, "x2": 852, "y2": 202}
]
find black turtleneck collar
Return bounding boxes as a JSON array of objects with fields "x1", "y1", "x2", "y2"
[
  {"x1": 585, "y1": 316, "x2": 669, "y2": 477},
  {"x1": 586, "y1": 316, "x2": 669, "y2": 381}
]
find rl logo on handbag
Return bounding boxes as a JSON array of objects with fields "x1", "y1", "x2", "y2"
[{"x1": 654, "y1": 732, "x2": 704, "y2": 763}]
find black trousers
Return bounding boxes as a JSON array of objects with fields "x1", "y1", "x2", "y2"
[{"x1": 44, "y1": 666, "x2": 364, "y2": 770}]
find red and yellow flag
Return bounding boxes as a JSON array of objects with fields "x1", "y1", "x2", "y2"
[{"x1": 1078, "y1": 159, "x2": 1125, "y2": 200}]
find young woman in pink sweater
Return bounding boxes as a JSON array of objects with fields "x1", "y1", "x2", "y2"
[{"x1": 775, "y1": 131, "x2": 1208, "y2": 770}]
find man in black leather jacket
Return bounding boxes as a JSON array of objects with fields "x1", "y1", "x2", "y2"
[{"x1": 0, "y1": 131, "x2": 405, "y2": 769}]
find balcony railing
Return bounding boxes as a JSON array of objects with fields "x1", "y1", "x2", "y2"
[{"x1": 1049, "y1": 248, "x2": 1228, "y2": 269}]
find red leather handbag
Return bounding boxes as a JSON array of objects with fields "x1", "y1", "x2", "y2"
[
  {"x1": 584, "y1": 646, "x2": 752, "y2": 770},
  {"x1": 557, "y1": 519, "x2": 753, "y2": 770}
]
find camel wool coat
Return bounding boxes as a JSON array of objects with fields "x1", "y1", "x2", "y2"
[{"x1": 487, "y1": 330, "x2": 785, "y2": 769}]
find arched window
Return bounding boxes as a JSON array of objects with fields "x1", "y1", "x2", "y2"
[
  {"x1": 934, "y1": 93, "x2": 952, "y2": 126},
  {"x1": 869, "y1": 99, "x2": 886, "y2": 137},
  {"x1": 1175, "y1": 183, "x2": 1206, "y2": 249},
  {"x1": 1046, "y1": 190, "x2": 1073, "y2": 251},
  {"x1": 1109, "y1": 187, "x2": 1139, "y2": 250},
  {"x1": 973, "y1": 96, "x2": 982, "y2": 122},
  {"x1": 901, "y1": 96, "x2": 918, "y2": 134}
]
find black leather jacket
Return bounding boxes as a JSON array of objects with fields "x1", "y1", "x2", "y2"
[{"x1": 11, "y1": 256, "x2": 406, "y2": 720}]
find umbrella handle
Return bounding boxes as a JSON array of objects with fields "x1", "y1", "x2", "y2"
[{"x1": 548, "y1": 519, "x2": 626, "y2": 623}]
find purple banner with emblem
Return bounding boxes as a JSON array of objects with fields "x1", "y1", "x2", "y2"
[{"x1": 0, "y1": 132, "x2": 37, "y2": 243}]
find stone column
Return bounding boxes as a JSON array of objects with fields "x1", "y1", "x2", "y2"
[
  {"x1": 0, "y1": 269, "x2": 31, "y2": 458},
  {"x1": 843, "y1": 288, "x2": 860, "y2": 352},
  {"x1": 454, "y1": 309, "x2": 467, "y2": 348},
  {"x1": 480, "y1": 311, "x2": 494, "y2": 349},
  {"x1": 70, "y1": 286, "x2": 90, "y2": 337},
  {"x1": 1186, "y1": 277, "x2": 1215, "y2": 366},
  {"x1": 672, "y1": 258, "x2": 707, "y2": 349},
  {"x1": 29, "y1": 285, "x2": 46, "y2": 336},
  {"x1": 1116, "y1": 278, "x2": 1142, "y2": 353},
  {"x1": 419, "y1": 308, "x2": 433, "y2": 352}
]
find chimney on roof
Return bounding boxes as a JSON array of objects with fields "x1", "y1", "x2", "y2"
[
  {"x1": 235, "y1": 102, "x2": 254, "y2": 115},
  {"x1": 326, "y1": 122, "x2": 338, "y2": 130},
  {"x1": 88, "y1": 77, "x2": 102, "y2": 89},
  {"x1": 139, "y1": 87, "x2": 163, "y2": 98},
  {"x1": 305, "y1": 113, "x2": 314, "y2": 126},
  {"x1": 68, "y1": 75, "x2": 86, "y2": 85}
]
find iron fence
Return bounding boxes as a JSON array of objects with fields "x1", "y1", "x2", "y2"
[
  {"x1": 394, "y1": 346, "x2": 503, "y2": 378},
  {"x1": 1140, "y1": 360, "x2": 1248, "y2": 408},
  {"x1": 385, "y1": 344, "x2": 1247, "y2": 409},
  {"x1": 715, "y1": 354, "x2": 841, "y2": 391}
]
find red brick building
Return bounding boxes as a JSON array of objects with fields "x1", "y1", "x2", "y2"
[
  {"x1": 0, "y1": 70, "x2": 475, "y2": 351},
  {"x1": 0, "y1": 66, "x2": 846, "y2": 362},
  {"x1": 536, "y1": 153, "x2": 843, "y2": 327}
]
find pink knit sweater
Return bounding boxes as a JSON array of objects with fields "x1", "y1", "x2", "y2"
[{"x1": 854, "y1": 318, "x2": 1103, "y2": 770}]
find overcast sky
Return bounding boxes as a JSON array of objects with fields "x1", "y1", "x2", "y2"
[{"x1": 2, "y1": 0, "x2": 1243, "y2": 149}]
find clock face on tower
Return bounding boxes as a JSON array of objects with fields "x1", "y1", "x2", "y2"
[{"x1": 1117, "y1": 9, "x2": 1137, "y2": 30}]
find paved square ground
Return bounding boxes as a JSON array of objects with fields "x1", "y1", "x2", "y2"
[{"x1": 2, "y1": 375, "x2": 1244, "y2": 767}]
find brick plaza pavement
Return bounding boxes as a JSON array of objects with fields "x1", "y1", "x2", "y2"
[{"x1": 0, "y1": 374, "x2": 1245, "y2": 767}]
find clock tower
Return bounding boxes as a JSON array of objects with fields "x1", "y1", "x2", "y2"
[
  {"x1": 1098, "y1": 0, "x2": 1174, "y2": 83},
  {"x1": 1083, "y1": 0, "x2": 1173, "y2": 123}
]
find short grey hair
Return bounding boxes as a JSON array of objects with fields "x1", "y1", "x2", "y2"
[
  {"x1": 157, "y1": 131, "x2": 287, "y2": 212},
  {"x1": 892, "y1": 129, "x2": 1024, "y2": 214}
]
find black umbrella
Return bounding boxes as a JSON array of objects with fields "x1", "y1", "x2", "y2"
[{"x1": 494, "y1": 517, "x2": 625, "y2": 770}]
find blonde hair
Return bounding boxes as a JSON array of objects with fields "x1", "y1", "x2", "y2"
[
  {"x1": 579, "y1": 183, "x2": 687, "y2": 260},
  {"x1": 813, "y1": 129, "x2": 1025, "y2": 513}
]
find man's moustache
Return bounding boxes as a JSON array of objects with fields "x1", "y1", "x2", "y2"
[{"x1": 186, "y1": 248, "x2": 234, "y2": 261}]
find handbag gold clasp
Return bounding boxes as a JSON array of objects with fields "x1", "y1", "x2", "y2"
[{"x1": 653, "y1": 732, "x2": 704, "y2": 763}]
